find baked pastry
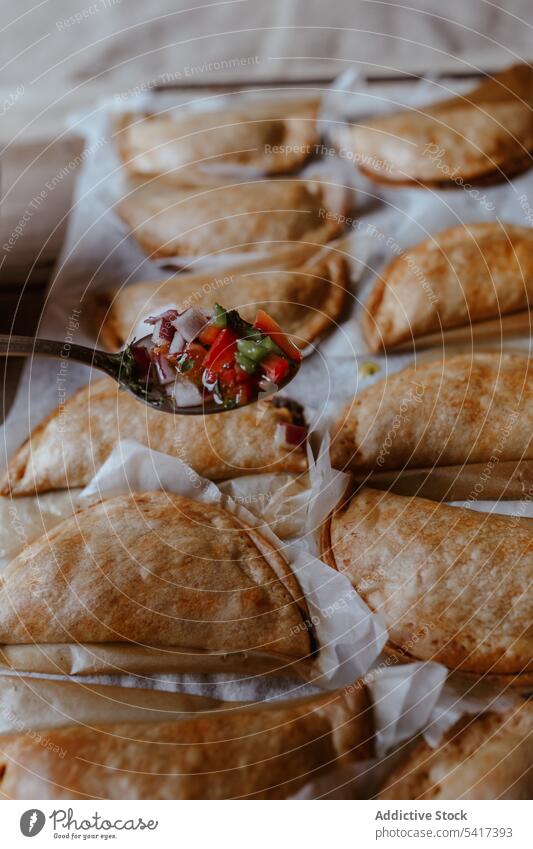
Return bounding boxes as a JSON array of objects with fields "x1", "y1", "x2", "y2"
[
  {"x1": 0, "y1": 491, "x2": 314, "y2": 676},
  {"x1": 0, "y1": 687, "x2": 373, "y2": 799},
  {"x1": 116, "y1": 99, "x2": 319, "y2": 184},
  {"x1": 379, "y1": 700, "x2": 533, "y2": 799},
  {"x1": 323, "y1": 487, "x2": 533, "y2": 678},
  {"x1": 99, "y1": 248, "x2": 348, "y2": 350},
  {"x1": 117, "y1": 177, "x2": 347, "y2": 259},
  {"x1": 364, "y1": 223, "x2": 533, "y2": 352},
  {"x1": 1, "y1": 380, "x2": 307, "y2": 496},
  {"x1": 339, "y1": 63, "x2": 533, "y2": 186},
  {"x1": 330, "y1": 352, "x2": 533, "y2": 473},
  {"x1": 0, "y1": 674, "x2": 225, "y2": 735}
]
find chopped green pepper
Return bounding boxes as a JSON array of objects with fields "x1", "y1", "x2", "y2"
[
  {"x1": 211, "y1": 303, "x2": 228, "y2": 328},
  {"x1": 235, "y1": 352, "x2": 258, "y2": 374}
]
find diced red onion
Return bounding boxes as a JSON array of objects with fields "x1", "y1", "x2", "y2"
[
  {"x1": 168, "y1": 331, "x2": 185, "y2": 355},
  {"x1": 171, "y1": 308, "x2": 209, "y2": 342},
  {"x1": 154, "y1": 353, "x2": 176, "y2": 385},
  {"x1": 274, "y1": 423, "x2": 286, "y2": 447},
  {"x1": 170, "y1": 378, "x2": 203, "y2": 407}
]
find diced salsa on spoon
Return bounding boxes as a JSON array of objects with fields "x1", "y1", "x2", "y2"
[{"x1": 125, "y1": 304, "x2": 302, "y2": 411}]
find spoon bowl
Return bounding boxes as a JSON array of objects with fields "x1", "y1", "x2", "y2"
[{"x1": 0, "y1": 334, "x2": 300, "y2": 415}]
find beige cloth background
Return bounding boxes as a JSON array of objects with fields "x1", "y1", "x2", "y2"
[{"x1": 2, "y1": 0, "x2": 533, "y2": 140}]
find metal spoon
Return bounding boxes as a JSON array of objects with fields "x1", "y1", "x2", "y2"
[{"x1": 0, "y1": 334, "x2": 300, "y2": 415}]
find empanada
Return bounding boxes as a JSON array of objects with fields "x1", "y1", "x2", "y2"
[
  {"x1": 117, "y1": 177, "x2": 346, "y2": 259},
  {"x1": 0, "y1": 491, "x2": 314, "y2": 676},
  {"x1": 330, "y1": 352, "x2": 533, "y2": 473},
  {"x1": 117, "y1": 99, "x2": 319, "y2": 184},
  {"x1": 364, "y1": 223, "x2": 533, "y2": 352},
  {"x1": 0, "y1": 490, "x2": 79, "y2": 567},
  {"x1": 1, "y1": 379, "x2": 307, "y2": 496},
  {"x1": 0, "y1": 687, "x2": 373, "y2": 799},
  {"x1": 99, "y1": 248, "x2": 348, "y2": 350},
  {"x1": 379, "y1": 701, "x2": 533, "y2": 799},
  {"x1": 323, "y1": 487, "x2": 533, "y2": 677},
  {"x1": 341, "y1": 63, "x2": 533, "y2": 186}
]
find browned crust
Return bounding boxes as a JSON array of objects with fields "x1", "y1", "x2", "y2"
[
  {"x1": 319, "y1": 477, "x2": 356, "y2": 571},
  {"x1": 365, "y1": 306, "x2": 533, "y2": 355},
  {"x1": 0, "y1": 412, "x2": 55, "y2": 496},
  {"x1": 0, "y1": 491, "x2": 315, "y2": 666},
  {"x1": 0, "y1": 684, "x2": 374, "y2": 799},
  {"x1": 95, "y1": 243, "x2": 331, "y2": 350},
  {"x1": 118, "y1": 212, "x2": 341, "y2": 261},
  {"x1": 287, "y1": 252, "x2": 350, "y2": 348},
  {"x1": 362, "y1": 221, "x2": 533, "y2": 353},
  {"x1": 93, "y1": 294, "x2": 122, "y2": 351},
  {"x1": 0, "y1": 379, "x2": 308, "y2": 497},
  {"x1": 381, "y1": 643, "x2": 533, "y2": 692},
  {"x1": 320, "y1": 487, "x2": 533, "y2": 683},
  {"x1": 117, "y1": 179, "x2": 348, "y2": 260}
]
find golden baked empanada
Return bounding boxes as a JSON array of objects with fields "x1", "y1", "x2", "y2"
[
  {"x1": 0, "y1": 687, "x2": 372, "y2": 799},
  {"x1": 341, "y1": 63, "x2": 533, "y2": 186},
  {"x1": 330, "y1": 352, "x2": 533, "y2": 473},
  {"x1": 1, "y1": 378, "x2": 307, "y2": 496},
  {"x1": 323, "y1": 487, "x2": 533, "y2": 677},
  {"x1": 364, "y1": 223, "x2": 533, "y2": 352},
  {"x1": 117, "y1": 99, "x2": 319, "y2": 184},
  {"x1": 0, "y1": 491, "x2": 313, "y2": 676},
  {"x1": 117, "y1": 177, "x2": 347, "y2": 259}
]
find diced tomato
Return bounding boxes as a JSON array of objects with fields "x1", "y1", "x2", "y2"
[
  {"x1": 254, "y1": 310, "x2": 302, "y2": 362},
  {"x1": 218, "y1": 368, "x2": 236, "y2": 388},
  {"x1": 216, "y1": 368, "x2": 254, "y2": 407},
  {"x1": 198, "y1": 324, "x2": 221, "y2": 347},
  {"x1": 203, "y1": 328, "x2": 238, "y2": 373},
  {"x1": 178, "y1": 342, "x2": 206, "y2": 379},
  {"x1": 261, "y1": 353, "x2": 289, "y2": 385},
  {"x1": 283, "y1": 423, "x2": 308, "y2": 446}
]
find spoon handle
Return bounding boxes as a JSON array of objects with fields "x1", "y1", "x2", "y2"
[{"x1": 0, "y1": 334, "x2": 117, "y2": 376}]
